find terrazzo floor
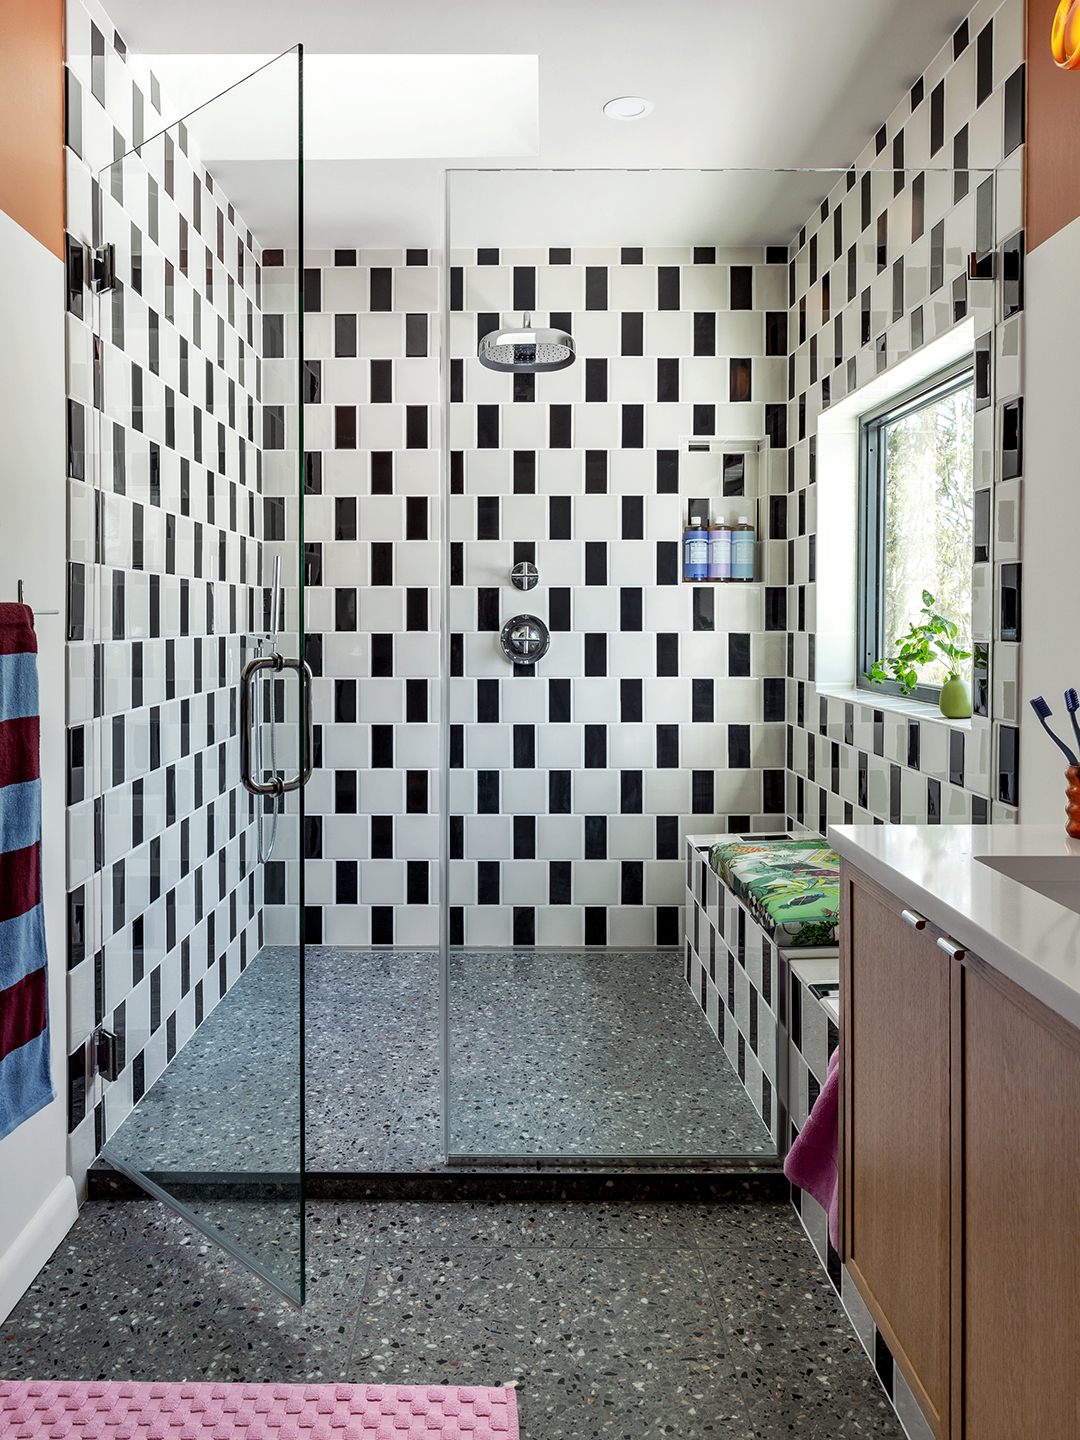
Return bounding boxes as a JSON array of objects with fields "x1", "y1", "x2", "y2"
[
  {"x1": 104, "y1": 946, "x2": 773, "y2": 1179},
  {"x1": 0, "y1": 1196, "x2": 903, "y2": 1440},
  {"x1": 310, "y1": 946, "x2": 774, "y2": 1167}
]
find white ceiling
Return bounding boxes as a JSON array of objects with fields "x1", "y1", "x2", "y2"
[{"x1": 110, "y1": 0, "x2": 972, "y2": 249}]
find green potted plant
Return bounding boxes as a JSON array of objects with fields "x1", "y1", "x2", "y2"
[{"x1": 869, "y1": 591, "x2": 972, "y2": 718}]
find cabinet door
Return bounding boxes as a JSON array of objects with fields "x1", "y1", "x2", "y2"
[
  {"x1": 841, "y1": 864, "x2": 952, "y2": 1439},
  {"x1": 962, "y1": 960, "x2": 1080, "y2": 1439}
]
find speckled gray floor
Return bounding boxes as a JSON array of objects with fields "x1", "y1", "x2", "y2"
[
  {"x1": 0, "y1": 1197, "x2": 902, "y2": 1439},
  {"x1": 309, "y1": 948, "x2": 775, "y2": 1167}
]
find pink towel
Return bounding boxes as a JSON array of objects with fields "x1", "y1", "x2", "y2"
[{"x1": 784, "y1": 1045, "x2": 840, "y2": 1251}]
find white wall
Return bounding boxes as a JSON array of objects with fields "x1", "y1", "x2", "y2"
[
  {"x1": 1020, "y1": 217, "x2": 1080, "y2": 824},
  {"x1": 0, "y1": 207, "x2": 78, "y2": 1324}
]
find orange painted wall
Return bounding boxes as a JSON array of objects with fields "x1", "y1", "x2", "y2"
[
  {"x1": 1027, "y1": 0, "x2": 1080, "y2": 250},
  {"x1": 0, "y1": 0, "x2": 64, "y2": 259}
]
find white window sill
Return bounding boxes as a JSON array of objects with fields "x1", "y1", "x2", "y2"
[{"x1": 813, "y1": 681, "x2": 973, "y2": 730}]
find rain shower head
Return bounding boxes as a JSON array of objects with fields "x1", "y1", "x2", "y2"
[{"x1": 477, "y1": 314, "x2": 576, "y2": 373}]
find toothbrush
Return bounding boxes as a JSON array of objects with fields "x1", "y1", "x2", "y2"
[
  {"x1": 1030, "y1": 696, "x2": 1079, "y2": 765},
  {"x1": 1065, "y1": 688, "x2": 1080, "y2": 757}
]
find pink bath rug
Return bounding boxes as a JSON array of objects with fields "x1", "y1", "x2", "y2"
[{"x1": 0, "y1": 1383, "x2": 519, "y2": 1440}]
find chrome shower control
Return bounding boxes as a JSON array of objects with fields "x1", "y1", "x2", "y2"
[
  {"x1": 510, "y1": 561, "x2": 539, "y2": 591},
  {"x1": 500, "y1": 614, "x2": 550, "y2": 665}
]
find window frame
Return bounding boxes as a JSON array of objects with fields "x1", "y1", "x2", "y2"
[{"x1": 856, "y1": 360, "x2": 975, "y2": 703}]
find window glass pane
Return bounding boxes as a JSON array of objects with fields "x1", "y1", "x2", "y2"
[{"x1": 882, "y1": 381, "x2": 973, "y2": 687}]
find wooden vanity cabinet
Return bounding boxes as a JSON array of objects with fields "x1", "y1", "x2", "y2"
[
  {"x1": 840, "y1": 863, "x2": 952, "y2": 1439},
  {"x1": 841, "y1": 859, "x2": 1080, "y2": 1440}
]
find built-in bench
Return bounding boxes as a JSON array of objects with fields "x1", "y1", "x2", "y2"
[{"x1": 684, "y1": 832, "x2": 840, "y2": 1153}]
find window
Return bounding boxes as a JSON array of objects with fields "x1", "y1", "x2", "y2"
[{"x1": 858, "y1": 366, "x2": 974, "y2": 699}]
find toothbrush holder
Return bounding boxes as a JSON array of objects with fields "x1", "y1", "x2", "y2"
[{"x1": 1067, "y1": 766, "x2": 1080, "y2": 839}]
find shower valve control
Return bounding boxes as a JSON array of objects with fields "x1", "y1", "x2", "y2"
[
  {"x1": 510, "y1": 561, "x2": 539, "y2": 591},
  {"x1": 500, "y1": 614, "x2": 551, "y2": 665}
]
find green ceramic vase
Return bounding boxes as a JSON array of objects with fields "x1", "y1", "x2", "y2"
[{"x1": 939, "y1": 673, "x2": 972, "y2": 719}]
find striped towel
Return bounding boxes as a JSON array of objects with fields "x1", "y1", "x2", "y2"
[{"x1": 0, "y1": 603, "x2": 54, "y2": 1140}]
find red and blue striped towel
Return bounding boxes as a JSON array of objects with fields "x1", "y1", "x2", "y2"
[{"x1": 0, "y1": 603, "x2": 54, "y2": 1140}]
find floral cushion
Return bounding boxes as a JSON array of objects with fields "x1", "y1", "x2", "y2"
[{"x1": 708, "y1": 839, "x2": 840, "y2": 947}]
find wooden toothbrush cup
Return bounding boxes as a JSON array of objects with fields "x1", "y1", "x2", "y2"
[{"x1": 1067, "y1": 765, "x2": 1080, "y2": 838}]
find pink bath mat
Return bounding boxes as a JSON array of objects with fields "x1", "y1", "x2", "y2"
[{"x1": 0, "y1": 1383, "x2": 519, "y2": 1440}]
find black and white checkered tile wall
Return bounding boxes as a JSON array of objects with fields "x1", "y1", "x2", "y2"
[
  {"x1": 63, "y1": 0, "x2": 273, "y2": 1176},
  {"x1": 444, "y1": 245, "x2": 791, "y2": 947},
  {"x1": 782, "y1": 0, "x2": 1025, "y2": 835},
  {"x1": 290, "y1": 247, "x2": 442, "y2": 948}
]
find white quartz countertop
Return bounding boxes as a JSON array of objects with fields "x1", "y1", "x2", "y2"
[{"x1": 827, "y1": 824, "x2": 1080, "y2": 1031}]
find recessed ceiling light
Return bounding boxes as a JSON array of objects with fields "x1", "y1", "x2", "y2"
[{"x1": 603, "y1": 96, "x2": 653, "y2": 120}]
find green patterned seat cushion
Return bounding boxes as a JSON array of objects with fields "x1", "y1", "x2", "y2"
[{"x1": 708, "y1": 839, "x2": 840, "y2": 947}]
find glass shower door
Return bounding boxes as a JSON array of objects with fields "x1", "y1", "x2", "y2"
[{"x1": 89, "y1": 51, "x2": 307, "y2": 1304}]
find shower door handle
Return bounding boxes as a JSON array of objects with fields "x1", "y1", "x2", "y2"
[{"x1": 240, "y1": 654, "x2": 314, "y2": 795}]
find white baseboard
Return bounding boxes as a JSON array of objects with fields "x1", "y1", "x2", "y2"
[{"x1": 0, "y1": 1177, "x2": 79, "y2": 1325}]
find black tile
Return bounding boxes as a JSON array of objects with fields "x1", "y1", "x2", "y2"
[
  {"x1": 729, "y1": 265, "x2": 752, "y2": 309},
  {"x1": 622, "y1": 312, "x2": 644, "y2": 355},
  {"x1": 622, "y1": 403, "x2": 644, "y2": 448},
  {"x1": 549, "y1": 770, "x2": 571, "y2": 814},
  {"x1": 621, "y1": 770, "x2": 643, "y2": 814},
  {"x1": 950, "y1": 729, "x2": 965, "y2": 787},
  {"x1": 477, "y1": 494, "x2": 499, "y2": 539},
  {"x1": 907, "y1": 720, "x2": 921, "y2": 771},
  {"x1": 513, "y1": 907, "x2": 535, "y2": 945},
  {"x1": 584, "y1": 633, "x2": 606, "y2": 675},
  {"x1": 549, "y1": 860, "x2": 572, "y2": 904},
  {"x1": 549, "y1": 587, "x2": 571, "y2": 631},
  {"x1": 549, "y1": 404, "x2": 572, "y2": 448},
  {"x1": 514, "y1": 815, "x2": 536, "y2": 859},
  {"x1": 657, "y1": 357, "x2": 679, "y2": 402},
  {"x1": 585, "y1": 449, "x2": 607, "y2": 493},
  {"x1": 657, "y1": 266, "x2": 680, "y2": 309},
  {"x1": 728, "y1": 632, "x2": 751, "y2": 677},
  {"x1": 621, "y1": 859, "x2": 644, "y2": 905},
  {"x1": 549, "y1": 677, "x2": 571, "y2": 722},
  {"x1": 656, "y1": 815, "x2": 679, "y2": 859},
  {"x1": 513, "y1": 265, "x2": 536, "y2": 311},
  {"x1": 693, "y1": 588, "x2": 714, "y2": 632},
  {"x1": 692, "y1": 677, "x2": 714, "y2": 723},
  {"x1": 477, "y1": 770, "x2": 500, "y2": 813},
  {"x1": 371, "y1": 541, "x2": 393, "y2": 585},
  {"x1": 656, "y1": 540, "x2": 679, "y2": 585},
  {"x1": 728, "y1": 724, "x2": 751, "y2": 768},
  {"x1": 585, "y1": 357, "x2": 608, "y2": 402},
  {"x1": 513, "y1": 450, "x2": 536, "y2": 493},
  {"x1": 370, "y1": 267, "x2": 392, "y2": 311},
  {"x1": 477, "y1": 588, "x2": 500, "y2": 631},
  {"x1": 477, "y1": 677, "x2": 499, "y2": 723},
  {"x1": 620, "y1": 247, "x2": 643, "y2": 264},
  {"x1": 334, "y1": 771, "x2": 357, "y2": 815},
  {"x1": 371, "y1": 633, "x2": 393, "y2": 677},
  {"x1": 692, "y1": 770, "x2": 714, "y2": 814},
  {"x1": 473, "y1": 400, "x2": 500, "y2": 452},
  {"x1": 514, "y1": 724, "x2": 536, "y2": 768},
  {"x1": 765, "y1": 587, "x2": 787, "y2": 630},
  {"x1": 620, "y1": 587, "x2": 643, "y2": 631},
  {"x1": 585, "y1": 815, "x2": 607, "y2": 859},
  {"x1": 656, "y1": 450, "x2": 678, "y2": 493},
  {"x1": 549, "y1": 495, "x2": 571, "y2": 539},
  {"x1": 549, "y1": 247, "x2": 571, "y2": 265},
  {"x1": 477, "y1": 248, "x2": 499, "y2": 265},
  {"x1": 621, "y1": 678, "x2": 643, "y2": 723},
  {"x1": 585, "y1": 266, "x2": 608, "y2": 309},
  {"x1": 656, "y1": 632, "x2": 679, "y2": 676},
  {"x1": 930, "y1": 79, "x2": 945, "y2": 155},
  {"x1": 657, "y1": 723, "x2": 679, "y2": 768},
  {"x1": 585, "y1": 724, "x2": 607, "y2": 768},
  {"x1": 621, "y1": 494, "x2": 644, "y2": 539},
  {"x1": 584, "y1": 908, "x2": 607, "y2": 946},
  {"x1": 477, "y1": 861, "x2": 500, "y2": 905}
]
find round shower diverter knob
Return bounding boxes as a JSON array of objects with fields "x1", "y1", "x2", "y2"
[
  {"x1": 500, "y1": 614, "x2": 551, "y2": 665},
  {"x1": 510, "y1": 561, "x2": 539, "y2": 591}
]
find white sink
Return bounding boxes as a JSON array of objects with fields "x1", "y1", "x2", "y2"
[{"x1": 975, "y1": 852, "x2": 1080, "y2": 916}]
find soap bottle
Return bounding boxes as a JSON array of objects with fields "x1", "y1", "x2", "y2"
[
  {"x1": 730, "y1": 517, "x2": 755, "y2": 581},
  {"x1": 683, "y1": 517, "x2": 709, "y2": 581},
  {"x1": 707, "y1": 515, "x2": 731, "y2": 581}
]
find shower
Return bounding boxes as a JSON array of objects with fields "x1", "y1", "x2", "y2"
[{"x1": 477, "y1": 313, "x2": 576, "y2": 371}]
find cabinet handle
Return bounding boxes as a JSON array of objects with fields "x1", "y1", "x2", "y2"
[
  {"x1": 901, "y1": 908, "x2": 927, "y2": 930},
  {"x1": 936, "y1": 935, "x2": 966, "y2": 960}
]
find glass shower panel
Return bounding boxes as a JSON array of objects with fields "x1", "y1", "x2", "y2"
[
  {"x1": 93, "y1": 50, "x2": 307, "y2": 1305},
  {"x1": 441, "y1": 166, "x2": 999, "y2": 1165}
]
